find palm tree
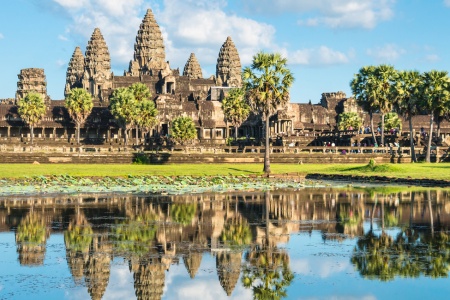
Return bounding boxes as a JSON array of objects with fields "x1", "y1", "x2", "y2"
[
  {"x1": 243, "y1": 52, "x2": 294, "y2": 174},
  {"x1": 136, "y1": 99, "x2": 158, "y2": 146},
  {"x1": 17, "y1": 92, "x2": 46, "y2": 145},
  {"x1": 109, "y1": 88, "x2": 137, "y2": 146},
  {"x1": 420, "y1": 71, "x2": 450, "y2": 162},
  {"x1": 222, "y1": 88, "x2": 250, "y2": 140},
  {"x1": 374, "y1": 65, "x2": 397, "y2": 146},
  {"x1": 129, "y1": 83, "x2": 152, "y2": 145},
  {"x1": 392, "y1": 70, "x2": 421, "y2": 162},
  {"x1": 350, "y1": 66, "x2": 379, "y2": 146},
  {"x1": 65, "y1": 88, "x2": 93, "y2": 144}
]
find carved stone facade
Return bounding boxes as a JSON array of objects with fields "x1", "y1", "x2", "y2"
[
  {"x1": 64, "y1": 47, "x2": 85, "y2": 97},
  {"x1": 1, "y1": 8, "x2": 449, "y2": 145},
  {"x1": 183, "y1": 53, "x2": 203, "y2": 79},
  {"x1": 16, "y1": 68, "x2": 50, "y2": 104},
  {"x1": 216, "y1": 36, "x2": 242, "y2": 87}
]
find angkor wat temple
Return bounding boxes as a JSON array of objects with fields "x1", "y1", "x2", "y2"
[{"x1": 0, "y1": 8, "x2": 449, "y2": 147}]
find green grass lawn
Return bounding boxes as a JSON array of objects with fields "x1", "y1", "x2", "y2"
[{"x1": 0, "y1": 163, "x2": 448, "y2": 180}]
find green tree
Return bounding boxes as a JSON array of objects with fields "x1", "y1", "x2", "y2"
[
  {"x1": 65, "y1": 88, "x2": 93, "y2": 144},
  {"x1": 337, "y1": 112, "x2": 362, "y2": 131},
  {"x1": 243, "y1": 52, "x2": 294, "y2": 174},
  {"x1": 171, "y1": 116, "x2": 197, "y2": 145},
  {"x1": 350, "y1": 66, "x2": 379, "y2": 146},
  {"x1": 129, "y1": 83, "x2": 153, "y2": 145},
  {"x1": 392, "y1": 70, "x2": 422, "y2": 162},
  {"x1": 17, "y1": 92, "x2": 46, "y2": 145},
  {"x1": 420, "y1": 71, "x2": 450, "y2": 162},
  {"x1": 136, "y1": 99, "x2": 158, "y2": 145},
  {"x1": 373, "y1": 65, "x2": 398, "y2": 146},
  {"x1": 222, "y1": 88, "x2": 250, "y2": 140},
  {"x1": 378, "y1": 112, "x2": 402, "y2": 132},
  {"x1": 109, "y1": 87, "x2": 137, "y2": 146}
]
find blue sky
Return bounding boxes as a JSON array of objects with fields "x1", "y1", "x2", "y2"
[{"x1": 1, "y1": 0, "x2": 450, "y2": 103}]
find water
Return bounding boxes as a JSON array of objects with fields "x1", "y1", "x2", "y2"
[{"x1": 1, "y1": 188, "x2": 450, "y2": 299}]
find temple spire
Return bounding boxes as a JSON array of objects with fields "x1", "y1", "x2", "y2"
[
  {"x1": 183, "y1": 53, "x2": 203, "y2": 79},
  {"x1": 128, "y1": 8, "x2": 166, "y2": 76},
  {"x1": 216, "y1": 36, "x2": 242, "y2": 87},
  {"x1": 65, "y1": 46, "x2": 85, "y2": 97}
]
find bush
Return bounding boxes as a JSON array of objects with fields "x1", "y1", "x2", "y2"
[{"x1": 133, "y1": 153, "x2": 150, "y2": 164}]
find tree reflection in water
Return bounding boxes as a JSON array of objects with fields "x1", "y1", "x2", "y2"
[
  {"x1": 351, "y1": 191, "x2": 450, "y2": 281},
  {"x1": 15, "y1": 209, "x2": 49, "y2": 266},
  {"x1": 241, "y1": 191, "x2": 294, "y2": 300},
  {"x1": 7, "y1": 189, "x2": 450, "y2": 299}
]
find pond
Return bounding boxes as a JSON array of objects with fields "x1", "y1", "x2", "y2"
[{"x1": 1, "y1": 188, "x2": 450, "y2": 299}]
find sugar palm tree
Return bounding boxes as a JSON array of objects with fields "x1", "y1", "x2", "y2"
[
  {"x1": 420, "y1": 70, "x2": 450, "y2": 162},
  {"x1": 222, "y1": 88, "x2": 250, "y2": 140},
  {"x1": 392, "y1": 70, "x2": 421, "y2": 162},
  {"x1": 17, "y1": 92, "x2": 46, "y2": 145},
  {"x1": 129, "y1": 83, "x2": 152, "y2": 145},
  {"x1": 350, "y1": 66, "x2": 379, "y2": 146},
  {"x1": 109, "y1": 87, "x2": 137, "y2": 146},
  {"x1": 65, "y1": 88, "x2": 93, "y2": 144},
  {"x1": 373, "y1": 65, "x2": 397, "y2": 146},
  {"x1": 243, "y1": 52, "x2": 294, "y2": 174},
  {"x1": 136, "y1": 99, "x2": 158, "y2": 146}
]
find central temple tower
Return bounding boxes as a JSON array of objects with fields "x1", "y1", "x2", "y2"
[{"x1": 126, "y1": 9, "x2": 167, "y2": 76}]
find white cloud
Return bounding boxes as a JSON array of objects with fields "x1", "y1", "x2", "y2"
[
  {"x1": 366, "y1": 43, "x2": 405, "y2": 62},
  {"x1": 58, "y1": 34, "x2": 68, "y2": 41},
  {"x1": 0, "y1": 33, "x2": 4, "y2": 39},
  {"x1": 288, "y1": 46, "x2": 351, "y2": 66},
  {"x1": 159, "y1": 0, "x2": 275, "y2": 67},
  {"x1": 52, "y1": 0, "x2": 148, "y2": 66},
  {"x1": 50, "y1": 0, "x2": 275, "y2": 73},
  {"x1": 445, "y1": 0, "x2": 450, "y2": 7},
  {"x1": 245, "y1": 0, "x2": 395, "y2": 29},
  {"x1": 425, "y1": 54, "x2": 440, "y2": 62}
]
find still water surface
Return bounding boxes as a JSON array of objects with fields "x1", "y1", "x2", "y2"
[{"x1": 1, "y1": 188, "x2": 450, "y2": 299}]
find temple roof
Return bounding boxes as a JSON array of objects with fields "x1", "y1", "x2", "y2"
[
  {"x1": 85, "y1": 28, "x2": 111, "y2": 80},
  {"x1": 131, "y1": 9, "x2": 166, "y2": 73},
  {"x1": 216, "y1": 36, "x2": 242, "y2": 87},
  {"x1": 183, "y1": 53, "x2": 203, "y2": 79}
]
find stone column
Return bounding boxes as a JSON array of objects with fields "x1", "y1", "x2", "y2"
[
  {"x1": 53, "y1": 127, "x2": 56, "y2": 140},
  {"x1": 7, "y1": 126, "x2": 10, "y2": 139},
  {"x1": 42, "y1": 127, "x2": 45, "y2": 140}
]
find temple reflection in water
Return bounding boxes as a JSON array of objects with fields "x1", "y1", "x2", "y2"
[{"x1": 1, "y1": 188, "x2": 450, "y2": 299}]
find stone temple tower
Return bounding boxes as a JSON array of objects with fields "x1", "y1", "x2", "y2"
[
  {"x1": 127, "y1": 9, "x2": 167, "y2": 76},
  {"x1": 64, "y1": 46, "x2": 85, "y2": 97},
  {"x1": 83, "y1": 28, "x2": 112, "y2": 101},
  {"x1": 216, "y1": 36, "x2": 242, "y2": 87},
  {"x1": 183, "y1": 53, "x2": 203, "y2": 79},
  {"x1": 16, "y1": 68, "x2": 50, "y2": 104}
]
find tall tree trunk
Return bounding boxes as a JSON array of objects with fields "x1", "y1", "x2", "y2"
[
  {"x1": 369, "y1": 111, "x2": 376, "y2": 146},
  {"x1": 77, "y1": 123, "x2": 80, "y2": 145},
  {"x1": 428, "y1": 190, "x2": 434, "y2": 236},
  {"x1": 410, "y1": 191, "x2": 415, "y2": 228},
  {"x1": 30, "y1": 125, "x2": 34, "y2": 145},
  {"x1": 135, "y1": 125, "x2": 139, "y2": 146},
  {"x1": 408, "y1": 116, "x2": 416, "y2": 162},
  {"x1": 381, "y1": 113, "x2": 385, "y2": 146},
  {"x1": 426, "y1": 114, "x2": 434, "y2": 163},
  {"x1": 124, "y1": 127, "x2": 128, "y2": 146},
  {"x1": 436, "y1": 118, "x2": 441, "y2": 145},
  {"x1": 264, "y1": 114, "x2": 271, "y2": 174}
]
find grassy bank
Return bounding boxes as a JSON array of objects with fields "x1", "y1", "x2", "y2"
[{"x1": 0, "y1": 163, "x2": 449, "y2": 181}]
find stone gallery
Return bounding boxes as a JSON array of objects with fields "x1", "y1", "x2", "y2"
[{"x1": 0, "y1": 9, "x2": 445, "y2": 146}]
